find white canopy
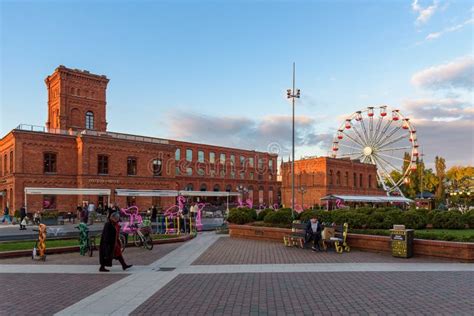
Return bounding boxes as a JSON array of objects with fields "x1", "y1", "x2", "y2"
[
  {"x1": 115, "y1": 189, "x2": 178, "y2": 197},
  {"x1": 114, "y1": 189, "x2": 241, "y2": 198},
  {"x1": 25, "y1": 187, "x2": 111, "y2": 196},
  {"x1": 24, "y1": 187, "x2": 111, "y2": 211},
  {"x1": 321, "y1": 194, "x2": 413, "y2": 203},
  {"x1": 179, "y1": 191, "x2": 241, "y2": 197}
]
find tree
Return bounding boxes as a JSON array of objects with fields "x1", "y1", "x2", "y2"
[{"x1": 434, "y1": 156, "x2": 446, "y2": 201}]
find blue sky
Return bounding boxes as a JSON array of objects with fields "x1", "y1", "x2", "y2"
[{"x1": 1, "y1": 0, "x2": 473, "y2": 167}]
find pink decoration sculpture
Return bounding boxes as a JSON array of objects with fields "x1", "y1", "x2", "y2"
[
  {"x1": 120, "y1": 206, "x2": 143, "y2": 234},
  {"x1": 195, "y1": 202, "x2": 206, "y2": 231}
]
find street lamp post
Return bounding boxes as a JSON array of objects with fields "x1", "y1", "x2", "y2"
[{"x1": 287, "y1": 63, "x2": 301, "y2": 219}]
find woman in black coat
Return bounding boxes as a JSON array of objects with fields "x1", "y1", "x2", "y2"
[{"x1": 99, "y1": 212, "x2": 132, "y2": 272}]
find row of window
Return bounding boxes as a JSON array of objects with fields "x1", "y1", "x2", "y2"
[
  {"x1": 1, "y1": 151, "x2": 13, "y2": 176},
  {"x1": 175, "y1": 149, "x2": 274, "y2": 170},
  {"x1": 70, "y1": 87, "x2": 97, "y2": 99},
  {"x1": 44, "y1": 153, "x2": 274, "y2": 180},
  {"x1": 328, "y1": 170, "x2": 373, "y2": 189}
]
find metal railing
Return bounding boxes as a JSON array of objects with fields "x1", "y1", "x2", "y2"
[{"x1": 15, "y1": 124, "x2": 169, "y2": 145}]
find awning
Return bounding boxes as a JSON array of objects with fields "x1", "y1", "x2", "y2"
[
  {"x1": 115, "y1": 189, "x2": 241, "y2": 198},
  {"x1": 115, "y1": 189, "x2": 179, "y2": 197},
  {"x1": 179, "y1": 191, "x2": 241, "y2": 197},
  {"x1": 25, "y1": 187, "x2": 111, "y2": 196},
  {"x1": 320, "y1": 194, "x2": 413, "y2": 203}
]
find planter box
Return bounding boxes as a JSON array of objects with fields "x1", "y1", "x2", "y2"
[
  {"x1": 228, "y1": 224, "x2": 474, "y2": 262},
  {"x1": 41, "y1": 218, "x2": 58, "y2": 226}
]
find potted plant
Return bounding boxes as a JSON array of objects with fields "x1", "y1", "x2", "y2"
[{"x1": 41, "y1": 210, "x2": 59, "y2": 225}]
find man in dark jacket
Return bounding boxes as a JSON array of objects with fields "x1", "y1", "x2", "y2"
[
  {"x1": 305, "y1": 215, "x2": 322, "y2": 251},
  {"x1": 99, "y1": 212, "x2": 132, "y2": 272},
  {"x1": 19, "y1": 206, "x2": 27, "y2": 230}
]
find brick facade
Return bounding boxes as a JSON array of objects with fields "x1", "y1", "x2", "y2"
[
  {"x1": 0, "y1": 66, "x2": 279, "y2": 214},
  {"x1": 281, "y1": 156, "x2": 384, "y2": 207}
]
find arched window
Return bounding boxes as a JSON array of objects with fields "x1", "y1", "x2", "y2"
[
  {"x1": 225, "y1": 184, "x2": 232, "y2": 192},
  {"x1": 258, "y1": 185, "x2": 264, "y2": 204},
  {"x1": 248, "y1": 185, "x2": 254, "y2": 201},
  {"x1": 345, "y1": 172, "x2": 349, "y2": 186},
  {"x1": 200, "y1": 183, "x2": 207, "y2": 191},
  {"x1": 336, "y1": 171, "x2": 341, "y2": 185},
  {"x1": 329, "y1": 170, "x2": 333, "y2": 185},
  {"x1": 152, "y1": 159, "x2": 162, "y2": 176},
  {"x1": 368, "y1": 174, "x2": 372, "y2": 188},
  {"x1": 185, "y1": 183, "x2": 193, "y2": 191},
  {"x1": 353, "y1": 173, "x2": 357, "y2": 187},
  {"x1": 85, "y1": 111, "x2": 94, "y2": 130},
  {"x1": 213, "y1": 184, "x2": 220, "y2": 192},
  {"x1": 359, "y1": 173, "x2": 363, "y2": 187}
]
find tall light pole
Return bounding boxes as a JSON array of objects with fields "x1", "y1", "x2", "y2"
[{"x1": 287, "y1": 63, "x2": 301, "y2": 219}]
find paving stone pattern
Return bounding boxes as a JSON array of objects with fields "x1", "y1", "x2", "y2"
[
  {"x1": 0, "y1": 273, "x2": 125, "y2": 316},
  {"x1": 131, "y1": 271, "x2": 474, "y2": 316},
  {"x1": 0, "y1": 243, "x2": 180, "y2": 265},
  {"x1": 192, "y1": 238, "x2": 452, "y2": 265}
]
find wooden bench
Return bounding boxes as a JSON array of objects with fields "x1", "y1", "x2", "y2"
[
  {"x1": 283, "y1": 221, "x2": 307, "y2": 248},
  {"x1": 325, "y1": 223, "x2": 350, "y2": 253}
]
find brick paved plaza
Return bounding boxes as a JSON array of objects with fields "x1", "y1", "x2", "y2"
[
  {"x1": 132, "y1": 272, "x2": 474, "y2": 315},
  {"x1": 1, "y1": 233, "x2": 473, "y2": 316}
]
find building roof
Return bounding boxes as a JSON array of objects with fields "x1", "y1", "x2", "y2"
[{"x1": 320, "y1": 194, "x2": 413, "y2": 203}]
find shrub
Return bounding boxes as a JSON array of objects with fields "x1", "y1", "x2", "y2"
[
  {"x1": 299, "y1": 210, "x2": 333, "y2": 223},
  {"x1": 41, "y1": 210, "x2": 59, "y2": 220},
  {"x1": 264, "y1": 209, "x2": 293, "y2": 225},
  {"x1": 227, "y1": 209, "x2": 254, "y2": 225},
  {"x1": 431, "y1": 210, "x2": 465, "y2": 229},
  {"x1": 257, "y1": 208, "x2": 273, "y2": 221},
  {"x1": 399, "y1": 210, "x2": 428, "y2": 229},
  {"x1": 463, "y1": 210, "x2": 474, "y2": 228}
]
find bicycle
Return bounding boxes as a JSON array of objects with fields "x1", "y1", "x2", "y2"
[
  {"x1": 75, "y1": 223, "x2": 96, "y2": 257},
  {"x1": 120, "y1": 206, "x2": 153, "y2": 251}
]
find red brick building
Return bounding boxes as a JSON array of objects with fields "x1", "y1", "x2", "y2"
[
  {"x1": 281, "y1": 156, "x2": 385, "y2": 207},
  {"x1": 0, "y1": 66, "x2": 279, "y2": 213}
]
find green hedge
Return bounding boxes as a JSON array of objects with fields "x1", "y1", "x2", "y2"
[
  {"x1": 257, "y1": 208, "x2": 273, "y2": 221},
  {"x1": 227, "y1": 208, "x2": 256, "y2": 225},
  {"x1": 263, "y1": 209, "x2": 293, "y2": 225},
  {"x1": 298, "y1": 208, "x2": 469, "y2": 229},
  {"x1": 229, "y1": 207, "x2": 471, "y2": 230}
]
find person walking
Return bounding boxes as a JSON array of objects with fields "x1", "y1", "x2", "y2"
[
  {"x1": 99, "y1": 212, "x2": 132, "y2": 272},
  {"x1": 81, "y1": 203, "x2": 89, "y2": 224},
  {"x1": 88, "y1": 201, "x2": 96, "y2": 225},
  {"x1": 2, "y1": 205, "x2": 11, "y2": 224},
  {"x1": 19, "y1": 206, "x2": 27, "y2": 230}
]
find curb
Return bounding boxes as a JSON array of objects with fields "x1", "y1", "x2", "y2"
[{"x1": 0, "y1": 234, "x2": 195, "y2": 259}]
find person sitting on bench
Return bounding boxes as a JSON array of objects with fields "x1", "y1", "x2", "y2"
[{"x1": 306, "y1": 215, "x2": 322, "y2": 251}]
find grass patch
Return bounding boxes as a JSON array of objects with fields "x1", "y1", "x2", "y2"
[
  {"x1": 0, "y1": 233, "x2": 186, "y2": 252},
  {"x1": 351, "y1": 229, "x2": 474, "y2": 242}
]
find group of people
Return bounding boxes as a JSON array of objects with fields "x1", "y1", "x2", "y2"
[{"x1": 2, "y1": 205, "x2": 31, "y2": 230}]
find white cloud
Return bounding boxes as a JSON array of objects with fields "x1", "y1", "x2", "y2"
[
  {"x1": 163, "y1": 111, "x2": 332, "y2": 156},
  {"x1": 403, "y1": 98, "x2": 473, "y2": 121},
  {"x1": 426, "y1": 18, "x2": 474, "y2": 41},
  {"x1": 412, "y1": 0, "x2": 439, "y2": 25},
  {"x1": 411, "y1": 56, "x2": 474, "y2": 90},
  {"x1": 410, "y1": 119, "x2": 474, "y2": 166}
]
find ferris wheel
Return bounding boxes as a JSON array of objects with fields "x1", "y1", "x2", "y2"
[{"x1": 330, "y1": 106, "x2": 419, "y2": 196}]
